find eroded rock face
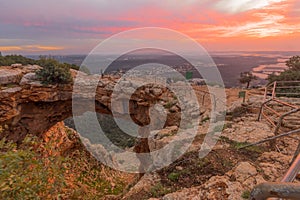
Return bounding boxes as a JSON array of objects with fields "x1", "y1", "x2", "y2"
[
  {"x1": 41, "y1": 121, "x2": 80, "y2": 156},
  {"x1": 0, "y1": 65, "x2": 199, "y2": 142}
]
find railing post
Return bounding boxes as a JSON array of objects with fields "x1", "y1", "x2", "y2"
[
  {"x1": 282, "y1": 152, "x2": 300, "y2": 182},
  {"x1": 264, "y1": 86, "x2": 267, "y2": 101},
  {"x1": 272, "y1": 81, "x2": 277, "y2": 99}
]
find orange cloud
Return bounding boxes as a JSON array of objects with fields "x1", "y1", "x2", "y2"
[
  {"x1": 1, "y1": 0, "x2": 300, "y2": 53},
  {"x1": 0, "y1": 45, "x2": 64, "y2": 52},
  {"x1": 180, "y1": 0, "x2": 300, "y2": 40},
  {"x1": 0, "y1": 46, "x2": 22, "y2": 51},
  {"x1": 24, "y1": 45, "x2": 64, "y2": 51}
]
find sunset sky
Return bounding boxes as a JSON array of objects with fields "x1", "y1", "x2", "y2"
[{"x1": 1, "y1": 0, "x2": 300, "y2": 54}]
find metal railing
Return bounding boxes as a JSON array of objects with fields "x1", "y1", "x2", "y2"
[
  {"x1": 260, "y1": 81, "x2": 300, "y2": 137},
  {"x1": 264, "y1": 81, "x2": 300, "y2": 100},
  {"x1": 258, "y1": 99, "x2": 300, "y2": 136},
  {"x1": 250, "y1": 81, "x2": 300, "y2": 199}
]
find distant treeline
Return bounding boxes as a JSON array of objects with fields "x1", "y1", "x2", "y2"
[{"x1": 0, "y1": 54, "x2": 80, "y2": 70}]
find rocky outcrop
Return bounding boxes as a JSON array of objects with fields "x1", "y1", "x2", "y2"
[
  {"x1": 0, "y1": 65, "x2": 41, "y2": 85},
  {"x1": 160, "y1": 161, "x2": 265, "y2": 200},
  {"x1": 158, "y1": 150, "x2": 293, "y2": 200},
  {"x1": 112, "y1": 96, "x2": 296, "y2": 200},
  {"x1": 222, "y1": 118, "x2": 274, "y2": 143},
  {"x1": 0, "y1": 65, "x2": 202, "y2": 142}
]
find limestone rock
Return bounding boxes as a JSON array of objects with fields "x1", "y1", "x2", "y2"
[
  {"x1": 122, "y1": 173, "x2": 161, "y2": 200},
  {"x1": 257, "y1": 151, "x2": 292, "y2": 181},
  {"x1": 222, "y1": 120, "x2": 274, "y2": 143},
  {"x1": 162, "y1": 186, "x2": 202, "y2": 200},
  {"x1": 11, "y1": 63, "x2": 22, "y2": 68},
  {"x1": 152, "y1": 88, "x2": 162, "y2": 96},
  {"x1": 234, "y1": 162, "x2": 257, "y2": 182},
  {"x1": 0, "y1": 68, "x2": 23, "y2": 85},
  {"x1": 23, "y1": 64, "x2": 42, "y2": 72},
  {"x1": 19, "y1": 72, "x2": 38, "y2": 85},
  {"x1": 0, "y1": 65, "x2": 182, "y2": 143}
]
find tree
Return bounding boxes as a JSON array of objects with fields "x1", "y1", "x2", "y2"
[
  {"x1": 267, "y1": 56, "x2": 300, "y2": 97},
  {"x1": 286, "y1": 56, "x2": 300, "y2": 71},
  {"x1": 239, "y1": 71, "x2": 257, "y2": 88},
  {"x1": 268, "y1": 56, "x2": 300, "y2": 83}
]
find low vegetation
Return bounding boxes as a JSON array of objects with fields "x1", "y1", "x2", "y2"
[
  {"x1": 0, "y1": 136, "x2": 67, "y2": 199},
  {"x1": 150, "y1": 183, "x2": 175, "y2": 198},
  {"x1": 36, "y1": 58, "x2": 73, "y2": 84},
  {"x1": 0, "y1": 54, "x2": 79, "y2": 70},
  {"x1": 241, "y1": 190, "x2": 251, "y2": 199},
  {"x1": 0, "y1": 55, "x2": 36, "y2": 66},
  {"x1": 0, "y1": 132, "x2": 127, "y2": 199},
  {"x1": 220, "y1": 136, "x2": 265, "y2": 155}
]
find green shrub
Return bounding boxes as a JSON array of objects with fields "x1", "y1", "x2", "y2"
[
  {"x1": 36, "y1": 58, "x2": 73, "y2": 84},
  {"x1": 150, "y1": 183, "x2": 173, "y2": 197},
  {"x1": 167, "y1": 172, "x2": 180, "y2": 182},
  {"x1": 241, "y1": 190, "x2": 251, "y2": 199}
]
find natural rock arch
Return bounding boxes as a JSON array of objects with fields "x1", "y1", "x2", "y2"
[{"x1": 0, "y1": 70, "x2": 186, "y2": 143}]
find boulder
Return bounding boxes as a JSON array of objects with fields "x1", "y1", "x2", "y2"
[
  {"x1": 11, "y1": 63, "x2": 22, "y2": 68},
  {"x1": 233, "y1": 162, "x2": 257, "y2": 182},
  {"x1": 0, "y1": 69, "x2": 23, "y2": 85},
  {"x1": 19, "y1": 73, "x2": 37, "y2": 85}
]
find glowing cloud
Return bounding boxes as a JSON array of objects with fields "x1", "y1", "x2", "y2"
[
  {"x1": 0, "y1": 0, "x2": 299, "y2": 53},
  {"x1": 0, "y1": 46, "x2": 22, "y2": 51},
  {"x1": 215, "y1": 0, "x2": 285, "y2": 13},
  {"x1": 0, "y1": 45, "x2": 64, "y2": 53}
]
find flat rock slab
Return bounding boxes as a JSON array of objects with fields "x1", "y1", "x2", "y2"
[{"x1": 0, "y1": 69, "x2": 23, "y2": 85}]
